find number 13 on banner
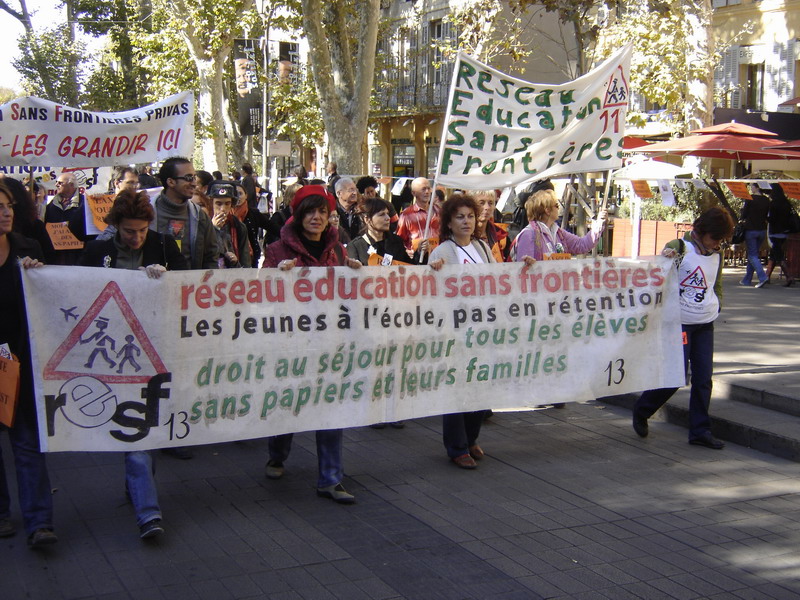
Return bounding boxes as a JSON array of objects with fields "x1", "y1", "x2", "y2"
[{"x1": 604, "y1": 358, "x2": 625, "y2": 386}]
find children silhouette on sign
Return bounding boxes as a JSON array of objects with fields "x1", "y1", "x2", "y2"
[
  {"x1": 116, "y1": 335, "x2": 142, "y2": 374},
  {"x1": 80, "y1": 316, "x2": 117, "y2": 369}
]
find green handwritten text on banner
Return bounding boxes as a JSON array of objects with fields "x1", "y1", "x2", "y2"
[{"x1": 23, "y1": 258, "x2": 683, "y2": 452}]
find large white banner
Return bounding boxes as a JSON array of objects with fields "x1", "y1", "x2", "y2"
[
  {"x1": 23, "y1": 259, "x2": 684, "y2": 452},
  {"x1": 435, "y1": 45, "x2": 632, "y2": 189},
  {"x1": 0, "y1": 92, "x2": 194, "y2": 167}
]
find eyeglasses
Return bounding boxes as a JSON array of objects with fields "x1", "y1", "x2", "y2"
[
  {"x1": 55, "y1": 181, "x2": 70, "y2": 186},
  {"x1": 172, "y1": 174, "x2": 196, "y2": 183}
]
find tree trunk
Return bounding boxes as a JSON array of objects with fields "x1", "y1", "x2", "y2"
[
  {"x1": 196, "y1": 59, "x2": 228, "y2": 172},
  {"x1": 301, "y1": 0, "x2": 380, "y2": 176}
]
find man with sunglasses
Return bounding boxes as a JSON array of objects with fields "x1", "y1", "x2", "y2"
[
  {"x1": 154, "y1": 157, "x2": 218, "y2": 269},
  {"x1": 45, "y1": 172, "x2": 85, "y2": 265}
]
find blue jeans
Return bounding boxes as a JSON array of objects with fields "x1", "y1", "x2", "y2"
[
  {"x1": 442, "y1": 411, "x2": 485, "y2": 458},
  {"x1": 0, "y1": 396, "x2": 54, "y2": 535},
  {"x1": 269, "y1": 429, "x2": 343, "y2": 488},
  {"x1": 634, "y1": 322, "x2": 714, "y2": 440},
  {"x1": 743, "y1": 229, "x2": 767, "y2": 284},
  {"x1": 125, "y1": 451, "x2": 161, "y2": 527}
]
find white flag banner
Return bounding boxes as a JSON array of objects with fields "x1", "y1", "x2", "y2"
[
  {"x1": 0, "y1": 92, "x2": 194, "y2": 167},
  {"x1": 23, "y1": 259, "x2": 683, "y2": 452},
  {"x1": 658, "y1": 180, "x2": 675, "y2": 206},
  {"x1": 434, "y1": 45, "x2": 633, "y2": 189}
]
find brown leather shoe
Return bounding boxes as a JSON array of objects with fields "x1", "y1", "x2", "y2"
[
  {"x1": 468, "y1": 444, "x2": 484, "y2": 460},
  {"x1": 452, "y1": 454, "x2": 477, "y2": 469}
]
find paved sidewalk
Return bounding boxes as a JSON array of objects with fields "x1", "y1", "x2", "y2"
[
  {"x1": 4, "y1": 403, "x2": 800, "y2": 599},
  {"x1": 2, "y1": 264, "x2": 800, "y2": 600}
]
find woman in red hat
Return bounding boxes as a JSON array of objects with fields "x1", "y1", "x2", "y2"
[{"x1": 262, "y1": 185, "x2": 361, "y2": 503}]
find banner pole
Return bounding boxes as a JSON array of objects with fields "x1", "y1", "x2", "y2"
[{"x1": 420, "y1": 51, "x2": 464, "y2": 262}]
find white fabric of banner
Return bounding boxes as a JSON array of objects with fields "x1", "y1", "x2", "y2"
[
  {"x1": 435, "y1": 45, "x2": 633, "y2": 189},
  {"x1": 0, "y1": 92, "x2": 195, "y2": 167},
  {"x1": 23, "y1": 259, "x2": 684, "y2": 452}
]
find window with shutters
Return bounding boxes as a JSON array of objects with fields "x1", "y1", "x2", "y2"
[{"x1": 743, "y1": 63, "x2": 764, "y2": 110}]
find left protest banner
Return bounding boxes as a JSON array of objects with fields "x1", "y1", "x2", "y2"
[
  {"x1": 23, "y1": 260, "x2": 684, "y2": 453},
  {"x1": 434, "y1": 45, "x2": 632, "y2": 189},
  {"x1": 0, "y1": 92, "x2": 194, "y2": 167}
]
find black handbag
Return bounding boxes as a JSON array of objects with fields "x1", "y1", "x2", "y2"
[{"x1": 731, "y1": 222, "x2": 745, "y2": 244}]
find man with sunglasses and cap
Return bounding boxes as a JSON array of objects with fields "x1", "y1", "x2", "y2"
[{"x1": 154, "y1": 157, "x2": 218, "y2": 269}]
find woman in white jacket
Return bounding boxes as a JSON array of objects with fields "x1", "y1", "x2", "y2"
[{"x1": 429, "y1": 193, "x2": 491, "y2": 468}]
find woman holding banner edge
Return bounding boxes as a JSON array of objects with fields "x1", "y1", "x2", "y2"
[
  {"x1": 262, "y1": 184, "x2": 362, "y2": 503},
  {"x1": 0, "y1": 181, "x2": 57, "y2": 548},
  {"x1": 79, "y1": 189, "x2": 188, "y2": 540},
  {"x1": 429, "y1": 192, "x2": 535, "y2": 469}
]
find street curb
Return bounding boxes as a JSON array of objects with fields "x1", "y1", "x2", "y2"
[{"x1": 598, "y1": 390, "x2": 800, "y2": 463}]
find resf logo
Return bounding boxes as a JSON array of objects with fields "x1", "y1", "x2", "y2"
[{"x1": 45, "y1": 373, "x2": 171, "y2": 443}]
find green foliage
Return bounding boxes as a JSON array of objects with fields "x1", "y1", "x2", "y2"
[
  {"x1": 0, "y1": 87, "x2": 18, "y2": 103},
  {"x1": 596, "y1": 0, "x2": 712, "y2": 134},
  {"x1": 617, "y1": 181, "x2": 704, "y2": 223},
  {"x1": 435, "y1": 0, "x2": 532, "y2": 68},
  {"x1": 270, "y1": 64, "x2": 325, "y2": 147},
  {"x1": 13, "y1": 25, "x2": 84, "y2": 104}
]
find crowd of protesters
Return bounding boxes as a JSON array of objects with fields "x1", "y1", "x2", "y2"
[{"x1": 1, "y1": 157, "x2": 786, "y2": 550}]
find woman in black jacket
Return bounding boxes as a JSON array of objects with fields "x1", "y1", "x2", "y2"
[
  {"x1": 347, "y1": 197, "x2": 413, "y2": 266},
  {"x1": 766, "y1": 183, "x2": 795, "y2": 287},
  {"x1": 79, "y1": 189, "x2": 186, "y2": 540},
  {"x1": 0, "y1": 181, "x2": 57, "y2": 547}
]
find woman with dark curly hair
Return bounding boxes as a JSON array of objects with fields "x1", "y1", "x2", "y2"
[
  {"x1": 428, "y1": 193, "x2": 495, "y2": 469},
  {"x1": 0, "y1": 181, "x2": 56, "y2": 547}
]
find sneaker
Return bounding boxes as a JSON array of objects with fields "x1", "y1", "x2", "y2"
[
  {"x1": 139, "y1": 518, "x2": 164, "y2": 539},
  {"x1": 0, "y1": 518, "x2": 16, "y2": 538},
  {"x1": 316, "y1": 483, "x2": 356, "y2": 504},
  {"x1": 265, "y1": 460, "x2": 285, "y2": 480},
  {"x1": 755, "y1": 279, "x2": 769, "y2": 288},
  {"x1": 738, "y1": 279, "x2": 751, "y2": 286},
  {"x1": 389, "y1": 421, "x2": 405, "y2": 429},
  {"x1": 27, "y1": 528, "x2": 57, "y2": 548}
]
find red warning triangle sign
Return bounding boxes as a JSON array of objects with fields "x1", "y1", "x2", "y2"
[
  {"x1": 603, "y1": 65, "x2": 629, "y2": 108},
  {"x1": 44, "y1": 281, "x2": 167, "y2": 384},
  {"x1": 679, "y1": 266, "x2": 707, "y2": 290}
]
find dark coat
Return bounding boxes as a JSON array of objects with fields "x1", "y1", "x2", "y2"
[
  {"x1": 263, "y1": 223, "x2": 345, "y2": 267},
  {"x1": 79, "y1": 230, "x2": 188, "y2": 271},
  {"x1": 2, "y1": 233, "x2": 44, "y2": 406},
  {"x1": 741, "y1": 194, "x2": 770, "y2": 231},
  {"x1": 347, "y1": 232, "x2": 411, "y2": 265}
]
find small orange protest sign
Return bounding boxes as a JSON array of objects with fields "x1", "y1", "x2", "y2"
[
  {"x1": 543, "y1": 253, "x2": 573, "y2": 260},
  {"x1": 411, "y1": 236, "x2": 440, "y2": 252},
  {"x1": 631, "y1": 180, "x2": 653, "y2": 198},
  {"x1": 46, "y1": 221, "x2": 84, "y2": 251},
  {"x1": 367, "y1": 253, "x2": 412, "y2": 266},
  {"x1": 724, "y1": 181, "x2": 752, "y2": 200},
  {"x1": 86, "y1": 194, "x2": 115, "y2": 232},
  {"x1": 780, "y1": 181, "x2": 800, "y2": 200},
  {"x1": 0, "y1": 355, "x2": 20, "y2": 427}
]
